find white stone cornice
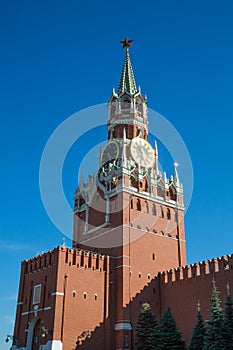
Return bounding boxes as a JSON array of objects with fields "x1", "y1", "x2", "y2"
[
  {"x1": 51, "y1": 292, "x2": 64, "y2": 296},
  {"x1": 21, "y1": 306, "x2": 51, "y2": 316}
]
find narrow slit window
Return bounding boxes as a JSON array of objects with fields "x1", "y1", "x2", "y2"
[{"x1": 152, "y1": 204, "x2": 156, "y2": 216}]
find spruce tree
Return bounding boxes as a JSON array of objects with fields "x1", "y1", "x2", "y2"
[
  {"x1": 188, "y1": 302, "x2": 206, "y2": 350},
  {"x1": 203, "y1": 279, "x2": 225, "y2": 350},
  {"x1": 150, "y1": 307, "x2": 185, "y2": 350},
  {"x1": 223, "y1": 283, "x2": 233, "y2": 349},
  {"x1": 135, "y1": 303, "x2": 157, "y2": 350}
]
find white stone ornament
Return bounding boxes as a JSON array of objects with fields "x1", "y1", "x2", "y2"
[{"x1": 130, "y1": 137, "x2": 155, "y2": 168}]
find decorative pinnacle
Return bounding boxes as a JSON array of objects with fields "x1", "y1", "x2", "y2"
[
  {"x1": 174, "y1": 162, "x2": 180, "y2": 187},
  {"x1": 154, "y1": 140, "x2": 158, "y2": 156},
  {"x1": 120, "y1": 37, "x2": 133, "y2": 49},
  {"x1": 62, "y1": 237, "x2": 66, "y2": 248}
]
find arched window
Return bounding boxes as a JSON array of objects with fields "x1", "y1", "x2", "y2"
[
  {"x1": 136, "y1": 198, "x2": 141, "y2": 211},
  {"x1": 144, "y1": 179, "x2": 148, "y2": 192},
  {"x1": 136, "y1": 98, "x2": 142, "y2": 113},
  {"x1": 130, "y1": 199, "x2": 133, "y2": 209},
  {"x1": 169, "y1": 186, "x2": 177, "y2": 201},
  {"x1": 167, "y1": 208, "x2": 171, "y2": 220},
  {"x1": 152, "y1": 203, "x2": 156, "y2": 216},
  {"x1": 136, "y1": 98, "x2": 140, "y2": 107},
  {"x1": 145, "y1": 201, "x2": 149, "y2": 214},
  {"x1": 123, "y1": 98, "x2": 131, "y2": 109},
  {"x1": 160, "y1": 206, "x2": 164, "y2": 218},
  {"x1": 157, "y1": 182, "x2": 164, "y2": 198}
]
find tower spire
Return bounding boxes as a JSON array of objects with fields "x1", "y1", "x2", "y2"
[{"x1": 118, "y1": 38, "x2": 137, "y2": 95}]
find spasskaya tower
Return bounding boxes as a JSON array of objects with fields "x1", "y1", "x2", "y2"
[
  {"x1": 11, "y1": 38, "x2": 186, "y2": 350},
  {"x1": 72, "y1": 37, "x2": 186, "y2": 349}
]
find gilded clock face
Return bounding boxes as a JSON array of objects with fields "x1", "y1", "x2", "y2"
[
  {"x1": 130, "y1": 137, "x2": 155, "y2": 168},
  {"x1": 101, "y1": 141, "x2": 119, "y2": 165}
]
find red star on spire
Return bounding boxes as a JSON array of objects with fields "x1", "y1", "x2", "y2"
[{"x1": 120, "y1": 37, "x2": 134, "y2": 49}]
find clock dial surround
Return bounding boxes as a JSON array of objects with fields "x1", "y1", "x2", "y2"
[
  {"x1": 130, "y1": 137, "x2": 155, "y2": 168},
  {"x1": 101, "y1": 140, "x2": 119, "y2": 165}
]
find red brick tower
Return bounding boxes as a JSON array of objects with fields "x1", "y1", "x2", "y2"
[
  {"x1": 11, "y1": 39, "x2": 186, "y2": 350},
  {"x1": 72, "y1": 38, "x2": 186, "y2": 349}
]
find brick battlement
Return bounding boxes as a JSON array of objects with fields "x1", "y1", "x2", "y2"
[
  {"x1": 61, "y1": 246, "x2": 107, "y2": 271},
  {"x1": 158, "y1": 254, "x2": 232, "y2": 284},
  {"x1": 24, "y1": 249, "x2": 56, "y2": 274},
  {"x1": 23, "y1": 246, "x2": 107, "y2": 274}
]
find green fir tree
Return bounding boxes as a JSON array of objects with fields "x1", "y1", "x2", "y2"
[
  {"x1": 135, "y1": 303, "x2": 157, "y2": 350},
  {"x1": 188, "y1": 302, "x2": 206, "y2": 350},
  {"x1": 203, "y1": 279, "x2": 225, "y2": 350},
  {"x1": 223, "y1": 283, "x2": 233, "y2": 349},
  {"x1": 149, "y1": 307, "x2": 185, "y2": 350}
]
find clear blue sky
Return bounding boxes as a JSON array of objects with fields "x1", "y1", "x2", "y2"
[{"x1": 1, "y1": 0, "x2": 233, "y2": 348}]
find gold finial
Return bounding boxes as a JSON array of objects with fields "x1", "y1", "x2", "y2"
[{"x1": 120, "y1": 37, "x2": 134, "y2": 49}]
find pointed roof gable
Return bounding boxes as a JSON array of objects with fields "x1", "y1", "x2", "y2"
[{"x1": 118, "y1": 48, "x2": 137, "y2": 96}]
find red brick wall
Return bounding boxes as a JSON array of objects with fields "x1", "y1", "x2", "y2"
[
  {"x1": 13, "y1": 250, "x2": 58, "y2": 347},
  {"x1": 155, "y1": 255, "x2": 233, "y2": 345},
  {"x1": 13, "y1": 247, "x2": 110, "y2": 349}
]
